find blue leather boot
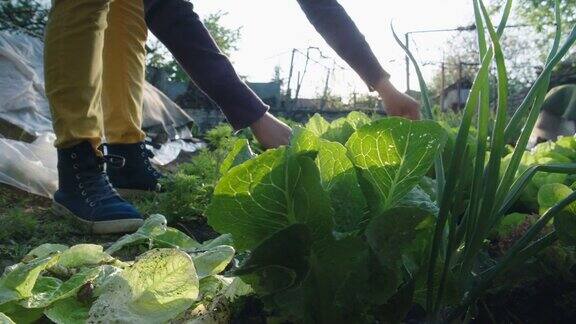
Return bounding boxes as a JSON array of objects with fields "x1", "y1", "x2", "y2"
[
  {"x1": 104, "y1": 142, "x2": 163, "y2": 197},
  {"x1": 53, "y1": 142, "x2": 143, "y2": 234}
]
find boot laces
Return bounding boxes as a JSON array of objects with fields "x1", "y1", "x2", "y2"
[
  {"x1": 75, "y1": 155, "x2": 124, "y2": 207},
  {"x1": 139, "y1": 144, "x2": 160, "y2": 178}
]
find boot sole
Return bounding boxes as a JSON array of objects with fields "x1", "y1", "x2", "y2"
[{"x1": 53, "y1": 202, "x2": 144, "y2": 235}]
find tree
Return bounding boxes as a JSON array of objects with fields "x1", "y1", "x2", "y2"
[{"x1": 0, "y1": 0, "x2": 49, "y2": 38}]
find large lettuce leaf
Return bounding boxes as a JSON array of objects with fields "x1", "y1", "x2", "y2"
[
  {"x1": 207, "y1": 147, "x2": 333, "y2": 251},
  {"x1": 346, "y1": 117, "x2": 447, "y2": 214},
  {"x1": 316, "y1": 139, "x2": 368, "y2": 232}
]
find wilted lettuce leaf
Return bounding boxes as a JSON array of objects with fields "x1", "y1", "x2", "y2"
[
  {"x1": 316, "y1": 139, "x2": 368, "y2": 232},
  {"x1": 24, "y1": 267, "x2": 101, "y2": 308},
  {"x1": 190, "y1": 234, "x2": 234, "y2": 252},
  {"x1": 21, "y1": 276, "x2": 61, "y2": 308},
  {"x1": 0, "y1": 255, "x2": 58, "y2": 307},
  {"x1": 57, "y1": 244, "x2": 113, "y2": 269},
  {"x1": 44, "y1": 298, "x2": 89, "y2": 324},
  {"x1": 0, "y1": 312, "x2": 15, "y2": 324},
  {"x1": 346, "y1": 117, "x2": 447, "y2": 214},
  {"x1": 24, "y1": 244, "x2": 68, "y2": 261},
  {"x1": 106, "y1": 214, "x2": 168, "y2": 255},
  {"x1": 220, "y1": 139, "x2": 254, "y2": 175},
  {"x1": 153, "y1": 228, "x2": 201, "y2": 250},
  {"x1": 105, "y1": 214, "x2": 201, "y2": 255},
  {"x1": 88, "y1": 249, "x2": 199, "y2": 324},
  {"x1": 191, "y1": 245, "x2": 235, "y2": 279},
  {"x1": 207, "y1": 147, "x2": 333, "y2": 251}
]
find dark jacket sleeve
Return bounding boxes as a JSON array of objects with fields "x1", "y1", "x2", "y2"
[
  {"x1": 144, "y1": 0, "x2": 268, "y2": 130},
  {"x1": 297, "y1": 0, "x2": 389, "y2": 90}
]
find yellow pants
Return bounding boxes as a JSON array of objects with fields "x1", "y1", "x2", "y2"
[{"x1": 44, "y1": 0, "x2": 147, "y2": 150}]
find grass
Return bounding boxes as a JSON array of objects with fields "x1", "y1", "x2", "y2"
[
  {"x1": 0, "y1": 184, "x2": 121, "y2": 269},
  {"x1": 0, "y1": 124, "x2": 238, "y2": 269}
]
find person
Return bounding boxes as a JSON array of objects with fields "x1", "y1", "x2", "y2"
[
  {"x1": 45, "y1": 0, "x2": 420, "y2": 235},
  {"x1": 44, "y1": 0, "x2": 158, "y2": 234},
  {"x1": 143, "y1": 0, "x2": 421, "y2": 149}
]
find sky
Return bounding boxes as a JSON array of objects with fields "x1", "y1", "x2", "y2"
[{"x1": 190, "y1": 0, "x2": 479, "y2": 98}]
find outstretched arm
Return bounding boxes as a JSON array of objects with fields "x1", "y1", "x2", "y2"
[
  {"x1": 297, "y1": 0, "x2": 420, "y2": 119},
  {"x1": 144, "y1": 0, "x2": 291, "y2": 148}
]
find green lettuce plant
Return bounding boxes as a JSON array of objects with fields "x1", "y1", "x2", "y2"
[
  {"x1": 0, "y1": 215, "x2": 245, "y2": 323},
  {"x1": 206, "y1": 0, "x2": 576, "y2": 322}
]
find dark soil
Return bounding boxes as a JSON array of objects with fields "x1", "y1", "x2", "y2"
[{"x1": 475, "y1": 275, "x2": 576, "y2": 323}]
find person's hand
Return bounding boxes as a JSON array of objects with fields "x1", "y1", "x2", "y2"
[
  {"x1": 250, "y1": 112, "x2": 292, "y2": 149},
  {"x1": 375, "y1": 78, "x2": 421, "y2": 120}
]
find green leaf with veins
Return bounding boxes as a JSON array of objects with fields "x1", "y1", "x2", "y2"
[
  {"x1": 346, "y1": 117, "x2": 447, "y2": 214},
  {"x1": 88, "y1": 249, "x2": 199, "y2": 324},
  {"x1": 220, "y1": 139, "x2": 254, "y2": 175},
  {"x1": 305, "y1": 113, "x2": 330, "y2": 137},
  {"x1": 322, "y1": 117, "x2": 356, "y2": 144},
  {"x1": 316, "y1": 139, "x2": 368, "y2": 232},
  {"x1": 207, "y1": 147, "x2": 333, "y2": 251},
  {"x1": 44, "y1": 298, "x2": 89, "y2": 324},
  {"x1": 346, "y1": 111, "x2": 372, "y2": 130},
  {"x1": 289, "y1": 127, "x2": 320, "y2": 158}
]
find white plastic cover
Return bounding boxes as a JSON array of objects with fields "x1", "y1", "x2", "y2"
[{"x1": 0, "y1": 32, "x2": 205, "y2": 197}]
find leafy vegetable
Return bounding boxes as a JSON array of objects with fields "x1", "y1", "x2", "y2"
[
  {"x1": 0, "y1": 312, "x2": 15, "y2": 324},
  {"x1": 219, "y1": 139, "x2": 254, "y2": 175},
  {"x1": 44, "y1": 298, "x2": 89, "y2": 324},
  {"x1": 346, "y1": 117, "x2": 447, "y2": 214},
  {"x1": 207, "y1": 147, "x2": 334, "y2": 251},
  {"x1": 88, "y1": 249, "x2": 199, "y2": 324}
]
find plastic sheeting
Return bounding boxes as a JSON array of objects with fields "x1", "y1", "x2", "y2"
[
  {"x1": 0, "y1": 31, "x2": 206, "y2": 197},
  {"x1": 0, "y1": 134, "x2": 58, "y2": 197},
  {"x1": 0, "y1": 31, "x2": 195, "y2": 142},
  {"x1": 0, "y1": 134, "x2": 205, "y2": 198}
]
